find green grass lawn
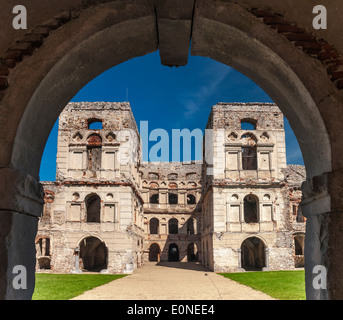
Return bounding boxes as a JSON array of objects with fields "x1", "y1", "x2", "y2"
[
  {"x1": 32, "y1": 273, "x2": 127, "y2": 300},
  {"x1": 219, "y1": 270, "x2": 305, "y2": 300}
]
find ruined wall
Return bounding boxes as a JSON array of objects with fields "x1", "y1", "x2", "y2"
[
  {"x1": 37, "y1": 101, "x2": 306, "y2": 274},
  {"x1": 141, "y1": 162, "x2": 202, "y2": 263},
  {"x1": 202, "y1": 103, "x2": 305, "y2": 272},
  {"x1": 37, "y1": 102, "x2": 144, "y2": 274}
]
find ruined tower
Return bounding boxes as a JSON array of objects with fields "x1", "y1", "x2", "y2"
[
  {"x1": 202, "y1": 103, "x2": 304, "y2": 272},
  {"x1": 38, "y1": 102, "x2": 144, "y2": 273}
]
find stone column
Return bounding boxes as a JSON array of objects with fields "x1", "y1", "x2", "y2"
[
  {"x1": 300, "y1": 173, "x2": 330, "y2": 300},
  {"x1": 236, "y1": 248, "x2": 245, "y2": 272},
  {"x1": 0, "y1": 168, "x2": 44, "y2": 300},
  {"x1": 70, "y1": 248, "x2": 82, "y2": 274},
  {"x1": 262, "y1": 248, "x2": 270, "y2": 271}
]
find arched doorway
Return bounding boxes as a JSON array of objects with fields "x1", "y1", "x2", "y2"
[
  {"x1": 79, "y1": 237, "x2": 107, "y2": 272},
  {"x1": 241, "y1": 237, "x2": 266, "y2": 271},
  {"x1": 0, "y1": 1, "x2": 340, "y2": 300},
  {"x1": 149, "y1": 243, "x2": 161, "y2": 262},
  {"x1": 168, "y1": 243, "x2": 179, "y2": 262}
]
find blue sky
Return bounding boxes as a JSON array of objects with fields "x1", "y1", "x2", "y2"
[{"x1": 39, "y1": 51, "x2": 304, "y2": 181}]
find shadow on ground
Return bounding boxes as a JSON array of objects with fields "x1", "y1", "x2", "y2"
[{"x1": 155, "y1": 261, "x2": 211, "y2": 272}]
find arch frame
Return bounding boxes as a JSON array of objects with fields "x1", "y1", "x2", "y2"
[{"x1": 0, "y1": 0, "x2": 342, "y2": 300}]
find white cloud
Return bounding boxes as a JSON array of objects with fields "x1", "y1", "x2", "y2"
[{"x1": 182, "y1": 64, "x2": 232, "y2": 118}]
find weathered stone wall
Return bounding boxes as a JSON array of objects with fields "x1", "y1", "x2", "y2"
[
  {"x1": 37, "y1": 102, "x2": 306, "y2": 275},
  {"x1": 202, "y1": 103, "x2": 305, "y2": 272},
  {"x1": 37, "y1": 102, "x2": 144, "y2": 274},
  {"x1": 141, "y1": 161, "x2": 202, "y2": 263}
]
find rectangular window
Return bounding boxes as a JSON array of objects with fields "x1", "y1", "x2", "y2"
[
  {"x1": 242, "y1": 147, "x2": 257, "y2": 170},
  {"x1": 87, "y1": 146, "x2": 102, "y2": 171}
]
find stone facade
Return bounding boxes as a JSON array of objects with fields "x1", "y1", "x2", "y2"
[{"x1": 36, "y1": 102, "x2": 306, "y2": 274}]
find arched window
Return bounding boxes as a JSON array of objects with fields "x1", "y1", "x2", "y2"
[
  {"x1": 86, "y1": 194, "x2": 101, "y2": 223},
  {"x1": 187, "y1": 194, "x2": 196, "y2": 205},
  {"x1": 150, "y1": 218, "x2": 159, "y2": 234},
  {"x1": 88, "y1": 118, "x2": 103, "y2": 130},
  {"x1": 169, "y1": 193, "x2": 178, "y2": 204},
  {"x1": 168, "y1": 218, "x2": 178, "y2": 234},
  {"x1": 150, "y1": 193, "x2": 159, "y2": 204},
  {"x1": 241, "y1": 119, "x2": 256, "y2": 130},
  {"x1": 244, "y1": 194, "x2": 259, "y2": 223}
]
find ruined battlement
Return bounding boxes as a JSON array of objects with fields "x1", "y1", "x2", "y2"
[
  {"x1": 207, "y1": 102, "x2": 284, "y2": 130},
  {"x1": 59, "y1": 101, "x2": 139, "y2": 133}
]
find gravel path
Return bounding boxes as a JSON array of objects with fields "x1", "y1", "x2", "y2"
[{"x1": 72, "y1": 262, "x2": 274, "y2": 300}]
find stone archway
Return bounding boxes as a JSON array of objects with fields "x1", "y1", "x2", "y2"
[
  {"x1": 0, "y1": 0, "x2": 342, "y2": 300},
  {"x1": 79, "y1": 237, "x2": 108, "y2": 272},
  {"x1": 241, "y1": 237, "x2": 266, "y2": 271},
  {"x1": 149, "y1": 243, "x2": 161, "y2": 262},
  {"x1": 168, "y1": 243, "x2": 180, "y2": 262}
]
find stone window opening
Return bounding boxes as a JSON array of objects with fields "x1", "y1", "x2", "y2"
[
  {"x1": 294, "y1": 236, "x2": 304, "y2": 255},
  {"x1": 87, "y1": 146, "x2": 102, "y2": 171},
  {"x1": 86, "y1": 194, "x2": 101, "y2": 223},
  {"x1": 37, "y1": 237, "x2": 50, "y2": 257},
  {"x1": 150, "y1": 193, "x2": 159, "y2": 204},
  {"x1": 36, "y1": 237, "x2": 51, "y2": 270},
  {"x1": 294, "y1": 234, "x2": 305, "y2": 268},
  {"x1": 242, "y1": 146, "x2": 257, "y2": 170},
  {"x1": 187, "y1": 218, "x2": 195, "y2": 234},
  {"x1": 187, "y1": 194, "x2": 196, "y2": 205},
  {"x1": 244, "y1": 194, "x2": 259, "y2": 223},
  {"x1": 87, "y1": 133, "x2": 102, "y2": 172},
  {"x1": 292, "y1": 204, "x2": 298, "y2": 215},
  {"x1": 150, "y1": 218, "x2": 159, "y2": 234},
  {"x1": 241, "y1": 119, "x2": 256, "y2": 130},
  {"x1": 169, "y1": 193, "x2": 178, "y2": 204},
  {"x1": 88, "y1": 118, "x2": 103, "y2": 130},
  {"x1": 168, "y1": 218, "x2": 178, "y2": 234}
]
